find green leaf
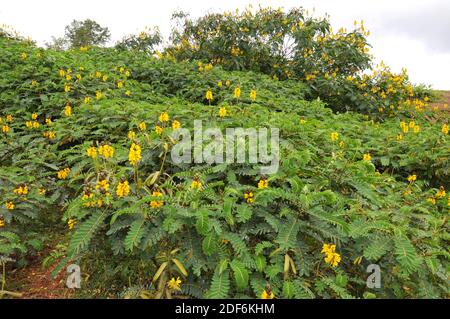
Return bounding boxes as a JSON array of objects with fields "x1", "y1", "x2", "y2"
[
  {"x1": 230, "y1": 259, "x2": 249, "y2": 291},
  {"x1": 196, "y1": 209, "x2": 210, "y2": 235},
  {"x1": 124, "y1": 219, "x2": 146, "y2": 251},
  {"x1": 202, "y1": 234, "x2": 217, "y2": 256}
]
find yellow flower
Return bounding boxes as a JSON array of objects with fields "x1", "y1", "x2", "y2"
[
  {"x1": 321, "y1": 243, "x2": 336, "y2": 254},
  {"x1": 21, "y1": 52, "x2": 27, "y2": 60},
  {"x1": 396, "y1": 134, "x2": 403, "y2": 141},
  {"x1": 5, "y1": 201, "x2": 15, "y2": 210},
  {"x1": 172, "y1": 120, "x2": 181, "y2": 130},
  {"x1": 43, "y1": 131, "x2": 56, "y2": 139},
  {"x1": 205, "y1": 89, "x2": 213, "y2": 102},
  {"x1": 409, "y1": 121, "x2": 415, "y2": 128},
  {"x1": 116, "y1": 180, "x2": 130, "y2": 197},
  {"x1": 300, "y1": 118, "x2": 306, "y2": 124},
  {"x1": 32, "y1": 113, "x2": 38, "y2": 120},
  {"x1": 84, "y1": 96, "x2": 91, "y2": 104},
  {"x1": 226, "y1": 80, "x2": 231, "y2": 88},
  {"x1": 39, "y1": 188, "x2": 46, "y2": 195},
  {"x1": 64, "y1": 105, "x2": 72, "y2": 117},
  {"x1": 31, "y1": 80, "x2": 38, "y2": 86},
  {"x1": 167, "y1": 277, "x2": 182, "y2": 291},
  {"x1": 0, "y1": 219, "x2": 5, "y2": 228},
  {"x1": 128, "y1": 143, "x2": 142, "y2": 166},
  {"x1": 45, "y1": 118, "x2": 53, "y2": 126},
  {"x1": 436, "y1": 186, "x2": 446, "y2": 199},
  {"x1": 64, "y1": 84, "x2": 71, "y2": 93},
  {"x1": 76, "y1": 73, "x2": 82, "y2": 81},
  {"x1": 2, "y1": 125, "x2": 10, "y2": 134},
  {"x1": 191, "y1": 179, "x2": 202, "y2": 190},
  {"x1": 102, "y1": 74, "x2": 108, "y2": 81},
  {"x1": 66, "y1": 74, "x2": 72, "y2": 81},
  {"x1": 218, "y1": 106, "x2": 227, "y2": 118},
  {"x1": 79, "y1": 46, "x2": 88, "y2": 52},
  {"x1": 139, "y1": 122, "x2": 147, "y2": 131},
  {"x1": 407, "y1": 175, "x2": 417, "y2": 182},
  {"x1": 13, "y1": 185, "x2": 29, "y2": 196},
  {"x1": 150, "y1": 191, "x2": 164, "y2": 208},
  {"x1": 258, "y1": 179, "x2": 269, "y2": 189},
  {"x1": 68, "y1": 218, "x2": 77, "y2": 230},
  {"x1": 261, "y1": 289, "x2": 275, "y2": 299},
  {"x1": 413, "y1": 125, "x2": 420, "y2": 133},
  {"x1": 324, "y1": 251, "x2": 341, "y2": 267},
  {"x1": 95, "y1": 71, "x2": 102, "y2": 78},
  {"x1": 234, "y1": 87, "x2": 241, "y2": 98},
  {"x1": 159, "y1": 112, "x2": 170, "y2": 122},
  {"x1": 98, "y1": 144, "x2": 114, "y2": 159},
  {"x1": 442, "y1": 124, "x2": 449, "y2": 135},
  {"x1": 96, "y1": 91, "x2": 103, "y2": 100},
  {"x1": 125, "y1": 90, "x2": 131, "y2": 96},
  {"x1": 321, "y1": 243, "x2": 341, "y2": 267},
  {"x1": 427, "y1": 197, "x2": 436, "y2": 205},
  {"x1": 6, "y1": 115, "x2": 13, "y2": 122},
  {"x1": 363, "y1": 153, "x2": 372, "y2": 161},
  {"x1": 57, "y1": 167, "x2": 70, "y2": 180},
  {"x1": 339, "y1": 141, "x2": 345, "y2": 148},
  {"x1": 244, "y1": 191, "x2": 254, "y2": 203},
  {"x1": 218, "y1": 80, "x2": 223, "y2": 88},
  {"x1": 96, "y1": 179, "x2": 110, "y2": 192},
  {"x1": 155, "y1": 125, "x2": 163, "y2": 135},
  {"x1": 59, "y1": 69, "x2": 66, "y2": 77},
  {"x1": 128, "y1": 130, "x2": 136, "y2": 140},
  {"x1": 330, "y1": 132, "x2": 339, "y2": 141},
  {"x1": 250, "y1": 89, "x2": 257, "y2": 101},
  {"x1": 87, "y1": 146, "x2": 97, "y2": 159},
  {"x1": 117, "y1": 81, "x2": 124, "y2": 88}
]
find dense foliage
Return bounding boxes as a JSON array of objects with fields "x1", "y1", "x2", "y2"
[{"x1": 0, "y1": 7, "x2": 449, "y2": 299}]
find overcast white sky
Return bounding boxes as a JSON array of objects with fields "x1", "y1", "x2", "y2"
[{"x1": 1, "y1": 0, "x2": 449, "y2": 89}]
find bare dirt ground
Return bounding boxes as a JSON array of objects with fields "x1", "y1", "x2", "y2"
[{"x1": 7, "y1": 245, "x2": 75, "y2": 299}]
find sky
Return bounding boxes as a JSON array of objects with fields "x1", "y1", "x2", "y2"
[{"x1": 1, "y1": 0, "x2": 449, "y2": 89}]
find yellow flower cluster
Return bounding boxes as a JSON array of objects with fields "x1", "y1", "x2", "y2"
[
  {"x1": 139, "y1": 122, "x2": 146, "y2": 131},
  {"x1": 205, "y1": 89, "x2": 213, "y2": 102},
  {"x1": 436, "y1": 186, "x2": 446, "y2": 199},
  {"x1": 150, "y1": 190, "x2": 164, "y2": 208},
  {"x1": 261, "y1": 287, "x2": 275, "y2": 299},
  {"x1": 234, "y1": 87, "x2": 241, "y2": 98},
  {"x1": 116, "y1": 180, "x2": 130, "y2": 197},
  {"x1": 442, "y1": 124, "x2": 449, "y2": 135},
  {"x1": 191, "y1": 179, "x2": 202, "y2": 190},
  {"x1": 218, "y1": 106, "x2": 227, "y2": 118},
  {"x1": 43, "y1": 131, "x2": 56, "y2": 139},
  {"x1": 159, "y1": 112, "x2": 169, "y2": 122},
  {"x1": 87, "y1": 146, "x2": 97, "y2": 159},
  {"x1": 57, "y1": 167, "x2": 70, "y2": 180},
  {"x1": 129, "y1": 143, "x2": 142, "y2": 166},
  {"x1": 14, "y1": 185, "x2": 29, "y2": 196},
  {"x1": 2, "y1": 125, "x2": 10, "y2": 134},
  {"x1": 5, "y1": 201, "x2": 15, "y2": 210},
  {"x1": 407, "y1": 175, "x2": 417, "y2": 183},
  {"x1": 96, "y1": 179, "x2": 110, "y2": 193},
  {"x1": 250, "y1": 89, "x2": 257, "y2": 101},
  {"x1": 68, "y1": 218, "x2": 77, "y2": 230},
  {"x1": 330, "y1": 132, "x2": 339, "y2": 141},
  {"x1": 25, "y1": 121, "x2": 40, "y2": 129},
  {"x1": 172, "y1": 120, "x2": 181, "y2": 130},
  {"x1": 155, "y1": 125, "x2": 163, "y2": 135},
  {"x1": 244, "y1": 191, "x2": 254, "y2": 203},
  {"x1": 98, "y1": 144, "x2": 114, "y2": 159},
  {"x1": 321, "y1": 243, "x2": 341, "y2": 267},
  {"x1": 0, "y1": 218, "x2": 5, "y2": 227},
  {"x1": 363, "y1": 153, "x2": 372, "y2": 161},
  {"x1": 167, "y1": 277, "x2": 182, "y2": 290},
  {"x1": 128, "y1": 130, "x2": 136, "y2": 140},
  {"x1": 258, "y1": 179, "x2": 269, "y2": 189}
]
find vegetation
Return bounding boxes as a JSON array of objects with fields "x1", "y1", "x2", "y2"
[{"x1": 0, "y1": 6, "x2": 448, "y2": 299}]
